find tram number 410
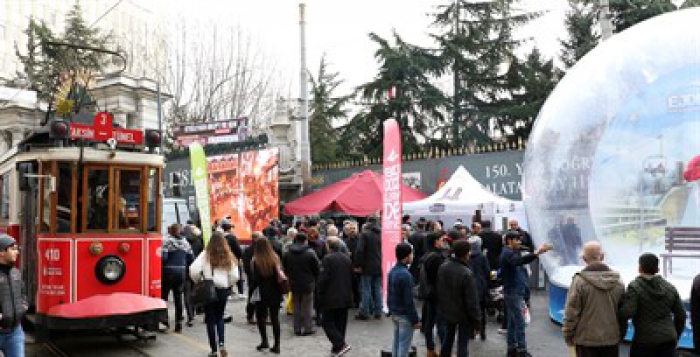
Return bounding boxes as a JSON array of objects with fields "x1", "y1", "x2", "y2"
[{"x1": 45, "y1": 248, "x2": 60, "y2": 262}]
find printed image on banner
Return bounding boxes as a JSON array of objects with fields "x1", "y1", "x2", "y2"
[{"x1": 207, "y1": 148, "x2": 279, "y2": 240}]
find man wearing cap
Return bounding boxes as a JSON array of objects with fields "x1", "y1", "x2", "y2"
[
  {"x1": 0, "y1": 235, "x2": 26, "y2": 357},
  {"x1": 500, "y1": 231, "x2": 551, "y2": 357},
  {"x1": 620, "y1": 253, "x2": 686, "y2": 357},
  {"x1": 388, "y1": 243, "x2": 419, "y2": 357}
]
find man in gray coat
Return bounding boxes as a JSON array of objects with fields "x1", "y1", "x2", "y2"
[{"x1": 562, "y1": 241, "x2": 625, "y2": 357}]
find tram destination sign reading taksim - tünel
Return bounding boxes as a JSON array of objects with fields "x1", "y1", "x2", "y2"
[{"x1": 69, "y1": 112, "x2": 144, "y2": 145}]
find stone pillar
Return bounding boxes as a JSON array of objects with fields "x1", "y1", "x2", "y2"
[
  {"x1": 0, "y1": 131, "x2": 9, "y2": 156},
  {"x1": 9, "y1": 128, "x2": 24, "y2": 148}
]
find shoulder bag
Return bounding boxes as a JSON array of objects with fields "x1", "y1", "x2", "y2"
[{"x1": 191, "y1": 263, "x2": 218, "y2": 307}]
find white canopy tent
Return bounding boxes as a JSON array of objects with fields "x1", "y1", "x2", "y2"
[{"x1": 403, "y1": 166, "x2": 528, "y2": 231}]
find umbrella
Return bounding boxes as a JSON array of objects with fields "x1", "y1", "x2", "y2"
[{"x1": 284, "y1": 170, "x2": 427, "y2": 216}]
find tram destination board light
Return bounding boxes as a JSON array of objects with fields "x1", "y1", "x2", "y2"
[{"x1": 49, "y1": 120, "x2": 70, "y2": 140}]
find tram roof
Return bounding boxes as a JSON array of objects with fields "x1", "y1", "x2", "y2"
[{"x1": 12, "y1": 147, "x2": 165, "y2": 167}]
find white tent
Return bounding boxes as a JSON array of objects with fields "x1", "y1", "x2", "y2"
[{"x1": 403, "y1": 166, "x2": 527, "y2": 230}]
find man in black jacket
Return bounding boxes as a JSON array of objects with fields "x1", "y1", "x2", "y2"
[
  {"x1": 408, "y1": 218, "x2": 428, "y2": 282},
  {"x1": 620, "y1": 253, "x2": 686, "y2": 357},
  {"x1": 437, "y1": 240, "x2": 481, "y2": 357},
  {"x1": 283, "y1": 233, "x2": 320, "y2": 335},
  {"x1": 0, "y1": 235, "x2": 26, "y2": 357},
  {"x1": 342, "y1": 221, "x2": 361, "y2": 308},
  {"x1": 353, "y1": 217, "x2": 383, "y2": 320},
  {"x1": 692, "y1": 272, "x2": 700, "y2": 355},
  {"x1": 421, "y1": 232, "x2": 447, "y2": 357},
  {"x1": 221, "y1": 219, "x2": 244, "y2": 297},
  {"x1": 243, "y1": 232, "x2": 263, "y2": 324},
  {"x1": 318, "y1": 237, "x2": 354, "y2": 356},
  {"x1": 479, "y1": 220, "x2": 502, "y2": 270}
]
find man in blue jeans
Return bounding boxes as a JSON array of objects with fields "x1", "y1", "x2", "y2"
[
  {"x1": 388, "y1": 243, "x2": 420, "y2": 357},
  {"x1": 0, "y1": 235, "x2": 26, "y2": 357},
  {"x1": 500, "y1": 231, "x2": 551, "y2": 357}
]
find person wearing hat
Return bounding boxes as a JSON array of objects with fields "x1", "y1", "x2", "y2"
[
  {"x1": 0, "y1": 234, "x2": 26, "y2": 357},
  {"x1": 387, "y1": 243, "x2": 419, "y2": 357}
]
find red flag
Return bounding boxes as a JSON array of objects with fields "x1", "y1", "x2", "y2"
[{"x1": 381, "y1": 118, "x2": 402, "y2": 307}]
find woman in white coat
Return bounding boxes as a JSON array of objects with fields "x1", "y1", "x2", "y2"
[{"x1": 190, "y1": 231, "x2": 239, "y2": 357}]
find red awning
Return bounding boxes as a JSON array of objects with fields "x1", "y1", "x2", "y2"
[
  {"x1": 684, "y1": 155, "x2": 700, "y2": 182},
  {"x1": 284, "y1": 170, "x2": 427, "y2": 216}
]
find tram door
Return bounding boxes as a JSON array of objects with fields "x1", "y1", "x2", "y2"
[{"x1": 19, "y1": 162, "x2": 39, "y2": 310}]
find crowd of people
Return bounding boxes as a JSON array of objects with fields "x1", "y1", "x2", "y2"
[{"x1": 157, "y1": 215, "x2": 700, "y2": 357}]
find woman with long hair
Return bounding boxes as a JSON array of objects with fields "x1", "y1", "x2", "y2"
[
  {"x1": 250, "y1": 238, "x2": 283, "y2": 354},
  {"x1": 190, "y1": 231, "x2": 239, "y2": 357}
]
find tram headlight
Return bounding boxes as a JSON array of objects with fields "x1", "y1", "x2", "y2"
[
  {"x1": 145, "y1": 129, "x2": 161, "y2": 149},
  {"x1": 95, "y1": 255, "x2": 126, "y2": 285}
]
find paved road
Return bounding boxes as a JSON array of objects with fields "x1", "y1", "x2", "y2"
[{"x1": 26, "y1": 289, "x2": 694, "y2": 357}]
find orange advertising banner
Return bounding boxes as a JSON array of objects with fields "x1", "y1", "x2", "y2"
[{"x1": 207, "y1": 148, "x2": 279, "y2": 240}]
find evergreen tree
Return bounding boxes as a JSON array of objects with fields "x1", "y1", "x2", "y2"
[
  {"x1": 14, "y1": 2, "x2": 110, "y2": 107},
  {"x1": 309, "y1": 56, "x2": 349, "y2": 163},
  {"x1": 353, "y1": 32, "x2": 447, "y2": 156},
  {"x1": 498, "y1": 48, "x2": 560, "y2": 144},
  {"x1": 431, "y1": 0, "x2": 539, "y2": 146},
  {"x1": 560, "y1": 0, "x2": 599, "y2": 69},
  {"x1": 608, "y1": 0, "x2": 676, "y2": 32}
]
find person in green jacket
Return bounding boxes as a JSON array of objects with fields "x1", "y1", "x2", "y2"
[{"x1": 620, "y1": 253, "x2": 686, "y2": 357}]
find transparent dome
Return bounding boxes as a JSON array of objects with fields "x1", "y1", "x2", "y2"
[{"x1": 523, "y1": 8, "x2": 700, "y2": 292}]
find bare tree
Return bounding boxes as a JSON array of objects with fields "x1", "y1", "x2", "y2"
[{"x1": 151, "y1": 17, "x2": 288, "y2": 136}]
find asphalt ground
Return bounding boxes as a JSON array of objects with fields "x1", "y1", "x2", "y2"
[{"x1": 25, "y1": 289, "x2": 696, "y2": 357}]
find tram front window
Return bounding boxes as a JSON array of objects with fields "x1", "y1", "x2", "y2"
[
  {"x1": 86, "y1": 168, "x2": 109, "y2": 230},
  {"x1": 116, "y1": 169, "x2": 141, "y2": 230}
]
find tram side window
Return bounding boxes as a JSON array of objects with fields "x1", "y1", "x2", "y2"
[
  {"x1": 86, "y1": 168, "x2": 109, "y2": 230},
  {"x1": 56, "y1": 163, "x2": 73, "y2": 233},
  {"x1": 0, "y1": 173, "x2": 9, "y2": 221},
  {"x1": 147, "y1": 168, "x2": 159, "y2": 232},
  {"x1": 116, "y1": 169, "x2": 141, "y2": 230}
]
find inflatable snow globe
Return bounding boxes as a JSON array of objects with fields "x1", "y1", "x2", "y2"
[{"x1": 523, "y1": 8, "x2": 699, "y2": 348}]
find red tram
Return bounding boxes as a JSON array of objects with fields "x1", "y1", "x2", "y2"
[{"x1": 0, "y1": 112, "x2": 166, "y2": 335}]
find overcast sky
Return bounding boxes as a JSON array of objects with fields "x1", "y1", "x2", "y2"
[{"x1": 164, "y1": 0, "x2": 570, "y2": 95}]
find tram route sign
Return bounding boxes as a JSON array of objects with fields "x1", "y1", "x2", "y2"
[{"x1": 70, "y1": 112, "x2": 144, "y2": 145}]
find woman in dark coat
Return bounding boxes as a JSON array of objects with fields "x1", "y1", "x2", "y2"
[{"x1": 250, "y1": 238, "x2": 284, "y2": 354}]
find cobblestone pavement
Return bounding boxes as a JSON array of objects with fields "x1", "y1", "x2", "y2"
[{"x1": 27, "y1": 289, "x2": 694, "y2": 357}]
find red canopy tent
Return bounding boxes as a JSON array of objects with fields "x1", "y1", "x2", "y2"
[{"x1": 284, "y1": 170, "x2": 427, "y2": 216}]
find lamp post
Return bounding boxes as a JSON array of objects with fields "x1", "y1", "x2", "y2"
[{"x1": 599, "y1": 0, "x2": 613, "y2": 40}]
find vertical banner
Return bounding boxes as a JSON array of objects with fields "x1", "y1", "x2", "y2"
[
  {"x1": 189, "y1": 143, "x2": 212, "y2": 246},
  {"x1": 382, "y1": 119, "x2": 402, "y2": 304}
]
